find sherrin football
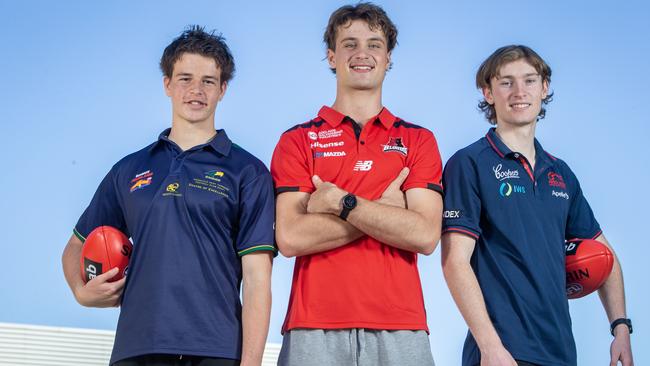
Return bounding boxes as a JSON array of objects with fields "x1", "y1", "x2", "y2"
[
  {"x1": 80, "y1": 226, "x2": 132, "y2": 283},
  {"x1": 565, "y1": 239, "x2": 613, "y2": 299}
]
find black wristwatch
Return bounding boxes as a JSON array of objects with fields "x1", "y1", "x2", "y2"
[
  {"x1": 339, "y1": 193, "x2": 357, "y2": 221},
  {"x1": 610, "y1": 318, "x2": 633, "y2": 336}
]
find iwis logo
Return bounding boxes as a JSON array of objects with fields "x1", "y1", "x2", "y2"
[
  {"x1": 382, "y1": 137, "x2": 408, "y2": 155},
  {"x1": 499, "y1": 182, "x2": 526, "y2": 197}
]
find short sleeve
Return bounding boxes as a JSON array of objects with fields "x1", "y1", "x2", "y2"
[
  {"x1": 270, "y1": 131, "x2": 313, "y2": 195},
  {"x1": 441, "y1": 152, "x2": 482, "y2": 240},
  {"x1": 236, "y1": 171, "x2": 277, "y2": 256},
  {"x1": 402, "y1": 129, "x2": 443, "y2": 194},
  {"x1": 565, "y1": 174, "x2": 601, "y2": 240},
  {"x1": 74, "y1": 168, "x2": 129, "y2": 242}
]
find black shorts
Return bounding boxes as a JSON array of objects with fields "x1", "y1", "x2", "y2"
[{"x1": 113, "y1": 354, "x2": 240, "y2": 366}]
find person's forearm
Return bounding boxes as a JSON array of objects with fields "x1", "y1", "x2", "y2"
[
  {"x1": 277, "y1": 211, "x2": 363, "y2": 257},
  {"x1": 62, "y1": 235, "x2": 84, "y2": 301},
  {"x1": 442, "y1": 257, "x2": 504, "y2": 351},
  {"x1": 345, "y1": 197, "x2": 439, "y2": 254},
  {"x1": 595, "y1": 235, "x2": 628, "y2": 322},
  {"x1": 240, "y1": 270, "x2": 271, "y2": 366}
]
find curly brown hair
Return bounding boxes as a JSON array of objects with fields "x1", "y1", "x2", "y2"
[
  {"x1": 323, "y1": 2, "x2": 398, "y2": 73},
  {"x1": 160, "y1": 25, "x2": 235, "y2": 84},
  {"x1": 476, "y1": 45, "x2": 553, "y2": 125}
]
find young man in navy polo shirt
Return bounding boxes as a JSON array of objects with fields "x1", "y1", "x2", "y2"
[
  {"x1": 441, "y1": 45, "x2": 634, "y2": 366},
  {"x1": 62, "y1": 26, "x2": 275, "y2": 366},
  {"x1": 271, "y1": 3, "x2": 443, "y2": 366}
]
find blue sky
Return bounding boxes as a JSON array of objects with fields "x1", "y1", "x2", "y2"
[{"x1": 1, "y1": 0, "x2": 648, "y2": 364}]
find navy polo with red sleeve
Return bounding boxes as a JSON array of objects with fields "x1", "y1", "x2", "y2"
[
  {"x1": 74, "y1": 129, "x2": 276, "y2": 364},
  {"x1": 442, "y1": 128, "x2": 601, "y2": 366}
]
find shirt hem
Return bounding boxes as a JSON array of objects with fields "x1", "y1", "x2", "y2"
[
  {"x1": 111, "y1": 347, "x2": 240, "y2": 365},
  {"x1": 283, "y1": 321, "x2": 428, "y2": 334}
]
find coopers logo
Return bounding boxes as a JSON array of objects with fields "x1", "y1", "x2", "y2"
[
  {"x1": 493, "y1": 164, "x2": 519, "y2": 181},
  {"x1": 499, "y1": 182, "x2": 525, "y2": 197}
]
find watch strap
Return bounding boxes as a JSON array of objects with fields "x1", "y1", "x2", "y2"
[{"x1": 610, "y1": 318, "x2": 633, "y2": 336}]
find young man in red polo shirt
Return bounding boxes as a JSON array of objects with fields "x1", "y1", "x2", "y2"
[{"x1": 271, "y1": 3, "x2": 443, "y2": 366}]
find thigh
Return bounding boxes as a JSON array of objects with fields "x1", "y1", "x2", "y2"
[
  {"x1": 278, "y1": 329, "x2": 356, "y2": 366},
  {"x1": 358, "y1": 329, "x2": 435, "y2": 366}
]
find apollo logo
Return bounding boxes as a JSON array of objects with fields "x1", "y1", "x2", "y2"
[
  {"x1": 499, "y1": 182, "x2": 525, "y2": 197},
  {"x1": 353, "y1": 160, "x2": 373, "y2": 171},
  {"x1": 552, "y1": 190, "x2": 569, "y2": 200}
]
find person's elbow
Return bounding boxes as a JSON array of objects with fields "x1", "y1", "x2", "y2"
[
  {"x1": 275, "y1": 226, "x2": 302, "y2": 258},
  {"x1": 414, "y1": 222, "x2": 441, "y2": 256}
]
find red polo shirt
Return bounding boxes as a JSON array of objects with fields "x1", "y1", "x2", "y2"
[{"x1": 271, "y1": 106, "x2": 443, "y2": 333}]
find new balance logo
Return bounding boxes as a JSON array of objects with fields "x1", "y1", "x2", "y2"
[{"x1": 353, "y1": 160, "x2": 373, "y2": 171}]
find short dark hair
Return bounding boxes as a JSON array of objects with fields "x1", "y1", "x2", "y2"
[
  {"x1": 160, "y1": 25, "x2": 235, "y2": 84},
  {"x1": 476, "y1": 45, "x2": 553, "y2": 124},
  {"x1": 324, "y1": 2, "x2": 398, "y2": 73}
]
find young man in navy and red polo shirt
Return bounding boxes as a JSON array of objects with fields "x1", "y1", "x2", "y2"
[
  {"x1": 61, "y1": 26, "x2": 275, "y2": 366},
  {"x1": 441, "y1": 45, "x2": 634, "y2": 366},
  {"x1": 271, "y1": 3, "x2": 442, "y2": 366}
]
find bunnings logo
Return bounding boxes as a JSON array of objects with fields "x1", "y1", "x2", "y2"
[{"x1": 499, "y1": 182, "x2": 526, "y2": 197}]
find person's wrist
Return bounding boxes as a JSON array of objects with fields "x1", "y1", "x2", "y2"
[{"x1": 610, "y1": 318, "x2": 633, "y2": 337}]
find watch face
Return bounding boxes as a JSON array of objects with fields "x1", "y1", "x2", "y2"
[{"x1": 343, "y1": 194, "x2": 357, "y2": 209}]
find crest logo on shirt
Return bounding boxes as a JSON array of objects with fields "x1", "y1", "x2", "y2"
[
  {"x1": 353, "y1": 160, "x2": 373, "y2": 171},
  {"x1": 492, "y1": 164, "x2": 519, "y2": 181},
  {"x1": 548, "y1": 172, "x2": 567, "y2": 189},
  {"x1": 162, "y1": 182, "x2": 182, "y2": 197},
  {"x1": 382, "y1": 137, "x2": 408, "y2": 156},
  {"x1": 499, "y1": 182, "x2": 525, "y2": 197},
  {"x1": 130, "y1": 170, "x2": 153, "y2": 193},
  {"x1": 166, "y1": 183, "x2": 179, "y2": 193}
]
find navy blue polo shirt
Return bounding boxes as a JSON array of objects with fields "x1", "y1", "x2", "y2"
[
  {"x1": 442, "y1": 128, "x2": 601, "y2": 366},
  {"x1": 74, "y1": 129, "x2": 276, "y2": 364}
]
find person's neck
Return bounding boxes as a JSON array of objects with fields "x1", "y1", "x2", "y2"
[
  {"x1": 331, "y1": 88, "x2": 383, "y2": 126},
  {"x1": 494, "y1": 121, "x2": 537, "y2": 168},
  {"x1": 168, "y1": 119, "x2": 217, "y2": 151}
]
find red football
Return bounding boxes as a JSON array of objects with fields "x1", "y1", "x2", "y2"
[
  {"x1": 565, "y1": 239, "x2": 613, "y2": 299},
  {"x1": 80, "y1": 226, "x2": 132, "y2": 283}
]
